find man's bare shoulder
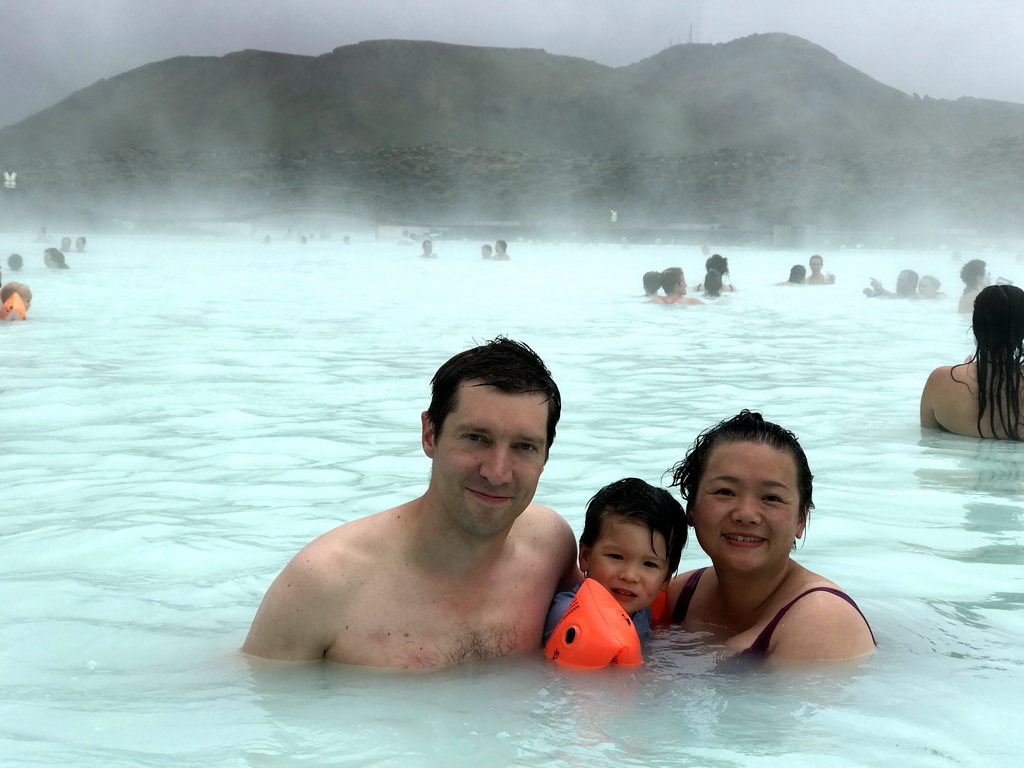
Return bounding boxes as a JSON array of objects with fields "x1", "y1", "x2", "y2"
[
  {"x1": 242, "y1": 505, "x2": 410, "y2": 660},
  {"x1": 513, "y1": 503, "x2": 574, "y2": 545}
]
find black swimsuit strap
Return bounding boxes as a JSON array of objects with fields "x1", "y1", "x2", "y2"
[
  {"x1": 744, "y1": 586, "x2": 877, "y2": 655},
  {"x1": 671, "y1": 567, "x2": 708, "y2": 622}
]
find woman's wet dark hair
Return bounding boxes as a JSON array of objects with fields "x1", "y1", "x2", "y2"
[
  {"x1": 669, "y1": 410, "x2": 814, "y2": 525},
  {"x1": 703, "y1": 269, "x2": 723, "y2": 298},
  {"x1": 786, "y1": 265, "x2": 806, "y2": 283},
  {"x1": 427, "y1": 336, "x2": 561, "y2": 455},
  {"x1": 706, "y1": 253, "x2": 729, "y2": 276},
  {"x1": 970, "y1": 284, "x2": 1024, "y2": 440},
  {"x1": 960, "y1": 259, "x2": 987, "y2": 291},
  {"x1": 579, "y1": 478, "x2": 687, "y2": 574}
]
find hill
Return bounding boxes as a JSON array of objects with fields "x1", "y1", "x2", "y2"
[{"x1": 2, "y1": 34, "x2": 1024, "y2": 234}]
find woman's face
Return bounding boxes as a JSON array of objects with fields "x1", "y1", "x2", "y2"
[{"x1": 689, "y1": 441, "x2": 806, "y2": 574}]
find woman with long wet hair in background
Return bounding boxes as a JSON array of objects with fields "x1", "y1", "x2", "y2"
[{"x1": 921, "y1": 284, "x2": 1024, "y2": 439}]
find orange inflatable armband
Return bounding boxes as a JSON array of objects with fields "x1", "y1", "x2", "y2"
[
  {"x1": 544, "y1": 578, "x2": 642, "y2": 668},
  {"x1": 649, "y1": 589, "x2": 669, "y2": 623},
  {"x1": 1, "y1": 293, "x2": 27, "y2": 321}
]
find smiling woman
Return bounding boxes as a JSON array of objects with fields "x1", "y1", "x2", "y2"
[{"x1": 664, "y1": 410, "x2": 876, "y2": 663}]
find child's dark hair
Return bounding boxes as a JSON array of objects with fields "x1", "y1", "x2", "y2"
[{"x1": 579, "y1": 478, "x2": 687, "y2": 574}]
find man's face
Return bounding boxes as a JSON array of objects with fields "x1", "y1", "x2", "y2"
[{"x1": 422, "y1": 381, "x2": 549, "y2": 539}]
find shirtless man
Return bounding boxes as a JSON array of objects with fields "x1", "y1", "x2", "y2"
[
  {"x1": 652, "y1": 267, "x2": 705, "y2": 306},
  {"x1": 805, "y1": 255, "x2": 835, "y2": 285},
  {"x1": 243, "y1": 337, "x2": 580, "y2": 668},
  {"x1": 420, "y1": 239, "x2": 437, "y2": 258}
]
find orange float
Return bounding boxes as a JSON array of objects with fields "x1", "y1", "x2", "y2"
[
  {"x1": 1, "y1": 292, "x2": 27, "y2": 321},
  {"x1": 544, "y1": 578, "x2": 642, "y2": 668},
  {"x1": 649, "y1": 589, "x2": 669, "y2": 623}
]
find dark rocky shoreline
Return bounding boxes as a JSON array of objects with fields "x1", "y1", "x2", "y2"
[{"x1": 3, "y1": 139, "x2": 1023, "y2": 243}]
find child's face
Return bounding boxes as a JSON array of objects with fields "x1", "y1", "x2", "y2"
[{"x1": 578, "y1": 516, "x2": 670, "y2": 616}]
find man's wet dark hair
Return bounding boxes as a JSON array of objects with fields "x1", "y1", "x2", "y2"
[
  {"x1": 660, "y1": 267, "x2": 683, "y2": 294},
  {"x1": 961, "y1": 259, "x2": 987, "y2": 291},
  {"x1": 579, "y1": 478, "x2": 687, "y2": 574},
  {"x1": 669, "y1": 410, "x2": 814, "y2": 526},
  {"x1": 970, "y1": 284, "x2": 1024, "y2": 440},
  {"x1": 427, "y1": 336, "x2": 561, "y2": 455},
  {"x1": 7, "y1": 253, "x2": 22, "y2": 270},
  {"x1": 642, "y1": 271, "x2": 662, "y2": 295}
]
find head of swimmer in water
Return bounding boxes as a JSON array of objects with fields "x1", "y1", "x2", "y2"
[
  {"x1": 642, "y1": 271, "x2": 662, "y2": 295},
  {"x1": 579, "y1": 477, "x2": 687, "y2": 578},
  {"x1": 705, "y1": 253, "x2": 729, "y2": 276},
  {"x1": 786, "y1": 265, "x2": 806, "y2": 284},
  {"x1": 809, "y1": 255, "x2": 824, "y2": 274},
  {"x1": 495, "y1": 240, "x2": 508, "y2": 255},
  {"x1": 670, "y1": 410, "x2": 814, "y2": 534},
  {"x1": 481, "y1": 244, "x2": 493, "y2": 259},
  {"x1": 896, "y1": 270, "x2": 920, "y2": 296},
  {"x1": 918, "y1": 275, "x2": 942, "y2": 299},
  {"x1": 426, "y1": 336, "x2": 561, "y2": 459},
  {"x1": 972, "y1": 284, "x2": 1024, "y2": 354},
  {"x1": 422, "y1": 240, "x2": 433, "y2": 255},
  {"x1": 960, "y1": 260, "x2": 988, "y2": 291},
  {"x1": 7, "y1": 253, "x2": 22, "y2": 270},
  {"x1": 1, "y1": 281, "x2": 32, "y2": 307},
  {"x1": 660, "y1": 267, "x2": 685, "y2": 295},
  {"x1": 703, "y1": 269, "x2": 723, "y2": 298}
]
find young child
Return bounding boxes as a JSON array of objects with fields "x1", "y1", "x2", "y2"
[{"x1": 543, "y1": 477, "x2": 687, "y2": 645}]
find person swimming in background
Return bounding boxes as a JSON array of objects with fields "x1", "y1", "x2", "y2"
[
  {"x1": 420, "y1": 239, "x2": 437, "y2": 258},
  {"x1": 493, "y1": 240, "x2": 511, "y2": 260},
  {"x1": 653, "y1": 267, "x2": 705, "y2": 306},
  {"x1": 7, "y1": 253, "x2": 22, "y2": 271},
  {"x1": 702, "y1": 269, "x2": 725, "y2": 298},
  {"x1": 75, "y1": 236, "x2": 87, "y2": 253},
  {"x1": 865, "y1": 270, "x2": 918, "y2": 298},
  {"x1": 805, "y1": 254, "x2": 835, "y2": 285},
  {"x1": 958, "y1": 259, "x2": 989, "y2": 314},
  {"x1": 920, "y1": 284, "x2": 1024, "y2": 440},
  {"x1": 44, "y1": 248, "x2": 69, "y2": 269},
  {"x1": 542, "y1": 478, "x2": 686, "y2": 646},
  {"x1": 642, "y1": 270, "x2": 662, "y2": 298},
  {"x1": 777, "y1": 265, "x2": 806, "y2": 286},
  {"x1": 481, "y1": 244, "x2": 493, "y2": 260},
  {"x1": 695, "y1": 253, "x2": 736, "y2": 292},
  {"x1": 60, "y1": 236, "x2": 72, "y2": 253},
  {"x1": 918, "y1": 275, "x2": 946, "y2": 300}
]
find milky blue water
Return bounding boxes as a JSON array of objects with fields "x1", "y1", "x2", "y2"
[{"x1": 2, "y1": 231, "x2": 1022, "y2": 766}]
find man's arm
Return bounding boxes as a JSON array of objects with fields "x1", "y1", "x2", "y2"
[
  {"x1": 549, "y1": 512, "x2": 583, "y2": 593},
  {"x1": 242, "y1": 545, "x2": 336, "y2": 661}
]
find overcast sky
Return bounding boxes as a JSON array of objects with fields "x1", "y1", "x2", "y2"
[{"x1": 2, "y1": 0, "x2": 1022, "y2": 129}]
